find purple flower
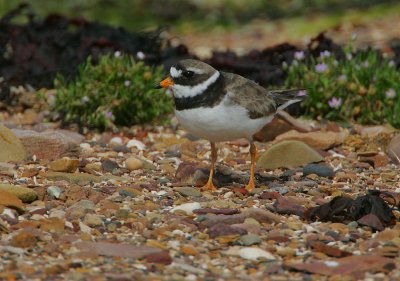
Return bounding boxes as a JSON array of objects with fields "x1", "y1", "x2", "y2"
[
  {"x1": 385, "y1": 88, "x2": 396, "y2": 99},
  {"x1": 328, "y1": 97, "x2": 342, "y2": 108},
  {"x1": 104, "y1": 111, "x2": 114, "y2": 119},
  {"x1": 294, "y1": 51, "x2": 305, "y2": 60},
  {"x1": 297, "y1": 90, "x2": 307, "y2": 97},
  {"x1": 389, "y1": 60, "x2": 395, "y2": 67},
  {"x1": 315, "y1": 63, "x2": 328, "y2": 73},
  {"x1": 362, "y1": 61, "x2": 369, "y2": 68},
  {"x1": 338, "y1": 75, "x2": 347, "y2": 82},
  {"x1": 320, "y1": 50, "x2": 331, "y2": 58}
]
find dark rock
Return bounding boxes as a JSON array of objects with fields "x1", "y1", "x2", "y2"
[
  {"x1": 144, "y1": 251, "x2": 172, "y2": 265},
  {"x1": 101, "y1": 159, "x2": 120, "y2": 172},
  {"x1": 207, "y1": 223, "x2": 247, "y2": 238},
  {"x1": 112, "y1": 145, "x2": 130, "y2": 153},
  {"x1": 357, "y1": 214, "x2": 384, "y2": 231},
  {"x1": 303, "y1": 163, "x2": 335, "y2": 177},
  {"x1": 201, "y1": 214, "x2": 246, "y2": 228},
  {"x1": 273, "y1": 197, "x2": 306, "y2": 218}
]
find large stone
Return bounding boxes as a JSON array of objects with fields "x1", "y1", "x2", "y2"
[
  {"x1": 0, "y1": 189, "x2": 25, "y2": 213},
  {"x1": 12, "y1": 129, "x2": 80, "y2": 160},
  {"x1": 254, "y1": 113, "x2": 312, "y2": 142},
  {"x1": 257, "y1": 140, "x2": 324, "y2": 169},
  {"x1": 0, "y1": 184, "x2": 38, "y2": 203},
  {"x1": 387, "y1": 134, "x2": 400, "y2": 164},
  {"x1": 0, "y1": 124, "x2": 26, "y2": 162},
  {"x1": 274, "y1": 130, "x2": 347, "y2": 150}
]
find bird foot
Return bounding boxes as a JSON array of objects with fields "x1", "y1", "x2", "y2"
[
  {"x1": 202, "y1": 180, "x2": 217, "y2": 192},
  {"x1": 245, "y1": 180, "x2": 256, "y2": 192}
]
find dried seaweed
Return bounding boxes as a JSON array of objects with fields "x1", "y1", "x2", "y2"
[{"x1": 306, "y1": 190, "x2": 397, "y2": 231}]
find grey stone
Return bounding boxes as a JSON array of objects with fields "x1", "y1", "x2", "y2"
[
  {"x1": 238, "y1": 234, "x2": 262, "y2": 246},
  {"x1": 46, "y1": 186, "x2": 64, "y2": 199},
  {"x1": 303, "y1": 163, "x2": 334, "y2": 177},
  {"x1": 175, "y1": 186, "x2": 202, "y2": 197},
  {"x1": 257, "y1": 140, "x2": 324, "y2": 169}
]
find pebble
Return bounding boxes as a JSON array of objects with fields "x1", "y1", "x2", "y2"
[
  {"x1": 269, "y1": 186, "x2": 289, "y2": 195},
  {"x1": 46, "y1": 186, "x2": 64, "y2": 199},
  {"x1": 125, "y1": 157, "x2": 143, "y2": 171},
  {"x1": 238, "y1": 234, "x2": 262, "y2": 246},
  {"x1": 112, "y1": 145, "x2": 130, "y2": 153},
  {"x1": 69, "y1": 199, "x2": 95, "y2": 211},
  {"x1": 170, "y1": 202, "x2": 201, "y2": 215},
  {"x1": 226, "y1": 246, "x2": 276, "y2": 261},
  {"x1": 101, "y1": 159, "x2": 119, "y2": 172},
  {"x1": 83, "y1": 213, "x2": 103, "y2": 227},
  {"x1": 48, "y1": 157, "x2": 80, "y2": 173},
  {"x1": 127, "y1": 139, "x2": 145, "y2": 150},
  {"x1": 207, "y1": 223, "x2": 247, "y2": 238},
  {"x1": 109, "y1": 137, "x2": 123, "y2": 146},
  {"x1": 175, "y1": 186, "x2": 202, "y2": 197},
  {"x1": 238, "y1": 247, "x2": 276, "y2": 261},
  {"x1": 303, "y1": 163, "x2": 335, "y2": 177},
  {"x1": 347, "y1": 221, "x2": 358, "y2": 230}
]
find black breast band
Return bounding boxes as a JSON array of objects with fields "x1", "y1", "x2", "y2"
[{"x1": 174, "y1": 74, "x2": 226, "y2": 110}]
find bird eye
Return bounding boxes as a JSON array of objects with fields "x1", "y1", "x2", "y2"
[{"x1": 183, "y1": 70, "x2": 195, "y2": 78}]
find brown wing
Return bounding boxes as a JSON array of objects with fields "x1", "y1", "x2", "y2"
[
  {"x1": 223, "y1": 72, "x2": 277, "y2": 119},
  {"x1": 223, "y1": 72, "x2": 306, "y2": 119}
]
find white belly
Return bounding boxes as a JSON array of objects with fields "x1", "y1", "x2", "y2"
[{"x1": 175, "y1": 98, "x2": 273, "y2": 142}]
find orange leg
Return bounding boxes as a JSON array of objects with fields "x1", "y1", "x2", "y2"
[
  {"x1": 202, "y1": 142, "x2": 217, "y2": 191},
  {"x1": 245, "y1": 142, "x2": 256, "y2": 192}
]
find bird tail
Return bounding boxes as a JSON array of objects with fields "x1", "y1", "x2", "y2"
[{"x1": 270, "y1": 89, "x2": 307, "y2": 111}]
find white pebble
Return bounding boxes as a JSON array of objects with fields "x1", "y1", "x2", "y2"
[
  {"x1": 109, "y1": 137, "x2": 123, "y2": 145},
  {"x1": 170, "y1": 202, "x2": 201, "y2": 215},
  {"x1": 127, "y1": 139, "x2": 145, "y2": 150},
  {"x1": 238, "y1": 247, "x2": 276, "y2": 261}
]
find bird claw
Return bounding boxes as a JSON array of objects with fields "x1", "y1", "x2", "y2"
[
  {"x1": 202, "y1": 181, "x2": 217, "y2": 192},
  {"x1": 245, "y1": 180, "x2": 256, "y2": 192}
]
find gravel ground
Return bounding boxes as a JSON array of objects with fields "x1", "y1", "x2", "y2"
[{"x1": 0, "y1": 118, "x2": 399, "y2": 281}]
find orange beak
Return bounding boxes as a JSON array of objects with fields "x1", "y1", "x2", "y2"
[{"x1": 156, "y1": 76, "x2": 174, "y2": 89}]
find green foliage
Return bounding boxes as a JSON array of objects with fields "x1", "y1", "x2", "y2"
[
  {"x1": 285, "y1": 47, "x2": 400, "y2": 127},
  {"x1": 54, "y1": 54, "x2": 173, "y2": 130}
]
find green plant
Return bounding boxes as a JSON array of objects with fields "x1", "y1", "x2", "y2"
[
  {"x1": 285, "y1": 47, "x2": 400, "y2": 127},
  {"x1": 53, "y1": 54, "x2": 173, "y2": 130}
]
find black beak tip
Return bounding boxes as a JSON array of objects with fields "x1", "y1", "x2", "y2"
[{"x1": 154, "y1": 84, "x2": 162, "y2": 89}]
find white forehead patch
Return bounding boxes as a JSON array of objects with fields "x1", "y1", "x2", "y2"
[{"x1": 170, "y1": 67, "x2": 182, "y2": 78}]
